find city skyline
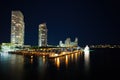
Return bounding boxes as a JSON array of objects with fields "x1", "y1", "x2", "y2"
[{"x1": 0, "y1": 0, "x2": 120, "y2": 46}]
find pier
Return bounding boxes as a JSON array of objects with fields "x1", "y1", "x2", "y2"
[{"x1": 8, "y1": 47, "x2": 83, "y2": 58}]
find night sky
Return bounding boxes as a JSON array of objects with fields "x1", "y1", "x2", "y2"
[{"x1": 0, "y1": 0, "x2": 120, "y2": 46}]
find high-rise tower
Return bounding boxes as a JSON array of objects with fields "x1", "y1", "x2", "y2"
[
  {"x1": 11, "y1": 11, "x2": 25, "y2": 46},
  {"x1": 38, "y1": 23, "x2": 47, "y2": 47}
]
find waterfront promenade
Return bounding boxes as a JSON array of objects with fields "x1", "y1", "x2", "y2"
[{"x1": 8, "y1": 47, "x2": 83, "y2": 58}]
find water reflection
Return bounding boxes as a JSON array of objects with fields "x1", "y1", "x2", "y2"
[
  {"x1": 84, "y1": 50, "x2": 90, "y2": 72},
  {"x1": 23, "y1": 55, "x2": 47, "y2": 68},
  {"x1": 23, "y1": 55, "x2": 47, "y2": 79},
  {"x1": 30, "y1": 58, "x2": 33, "y2": 64},
  {"x1": 75, "y1": 53, "x2": 78, "y2": 63},
  {"x1": 42, "y1": 56, "x2": 46, "y2": 64},
  {"x1": 0, "y1": 53, "x2": 24, "y2": 80},
  {"x1": 56, "y1": 57, "x2": 60, "y2": 69},
  {"x1": 65, "y1": 55, "x2": 68, "y2": 67},
  {"x1": 0, "y1": 51, "x2": 84, "y2": 80},
  {"x1": 53, "y1": 51, "x2": 82, "y2": 69},
  {"x1": 71, "y1": 53, "x2": 74, "y2": 61},
  {"x1": 38, "y1": 56, "x2": 47, "y2": 76}
]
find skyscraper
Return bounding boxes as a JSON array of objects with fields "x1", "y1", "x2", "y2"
[
  {"x1": 38, "y1": 23, "x2": 47, "y2": 47},
  {"x1": 11, "y1": 11, "x2": 25, "y2": 46}
]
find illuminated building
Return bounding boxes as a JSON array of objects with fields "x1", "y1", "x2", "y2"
[
  {"x1": 38, "y1": 23, "x2": 47, "y2": 47},
  {"x1": 11, "y1": 11, "x2": 25, "y2": 46},
  {"x1": 1, "y1": 43, "x2": 15, "y2": 52},
  {"x1": 59, "y1": 37, "x2": 78, "y2": 47},
  {"x1": 65, "y1": 38, "x2": 71, "y2": 47}
]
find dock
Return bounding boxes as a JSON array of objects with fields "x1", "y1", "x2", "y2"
[{"x1": 8, "y1": 47, "x2": 83, "y2": 58}]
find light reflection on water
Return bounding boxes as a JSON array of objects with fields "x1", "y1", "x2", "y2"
[
  {"x1": 56, "y1": 57, "x2": 60, "y2": 69},
  {"x1": 0, "y1": 51, "x2": 83, "y2": 69},
  {"x1": 71, "y1": 53, "x2": 74, "y2": 61},
  {"x1": 1, "y1": 49, "x2": 119, "y2": 80},
  {"x1": 53, "y1": 51, "x2": 83, "y2": 69},
  {"x1": 0, "y1": 51, "x2": 84, "y2": 79},
  {"x1": 84, "y1": 50, "x2": 90, "y2": 73},
  {"x1": 65, "y1": 55, "x2": 68, "y2": 67},
  {"x1": 0, "y1": 52, "x2": 24, "y2": 80}
]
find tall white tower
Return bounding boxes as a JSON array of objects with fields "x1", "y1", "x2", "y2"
[
  {"x1": 38, "y1": 23, "x2": 47, "y2": 47},
  {"x1": 11, "y1": 11, "x2": 25, "y2": 46}
]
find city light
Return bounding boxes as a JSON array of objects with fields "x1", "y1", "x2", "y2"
[
  {"x1": 65, "y1": 55, "x2": 68, "y2": 67},
  {"x1": 56, "y1": 58, "x2": 60, "y2": 69},
  {"x1": 11, "y1": 11, "x2": 24, "y2": 46},
  {"x1": 39, "y1": 23, "x2": 47, "y2": 47},
  {"x1": 84, "y1": 47, "x2": 90, "y2": 72}
]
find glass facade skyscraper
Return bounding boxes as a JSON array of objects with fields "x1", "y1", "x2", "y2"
[
  {"x1": 38, "y1": 23, "x2": 47, "y2": 47},
  {"x1": 11, "y1": 11, "x2": 25, "y2": 46}
]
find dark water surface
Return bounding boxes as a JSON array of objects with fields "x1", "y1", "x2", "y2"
[{"x1": 0, "y1": 48, "x2": 120, "y2": 80}]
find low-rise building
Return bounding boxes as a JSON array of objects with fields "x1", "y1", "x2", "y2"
[{"x1": 59, "y1": 37, "x2": 78, "y2": 47}]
